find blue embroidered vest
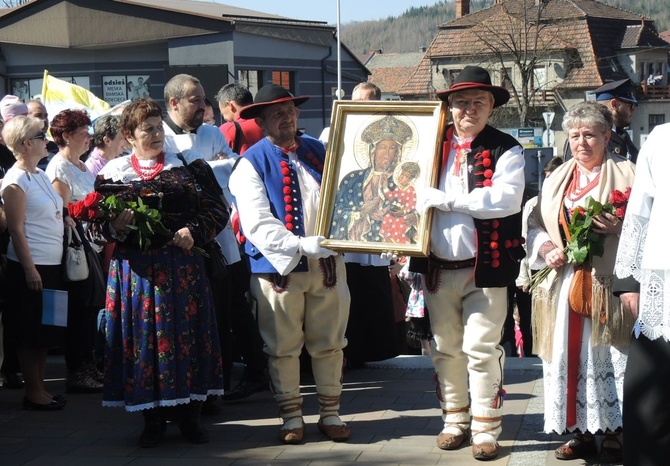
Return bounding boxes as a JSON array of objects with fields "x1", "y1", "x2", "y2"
[{"x1": 235, "y1": 134, "x2": 325, "y2": 274}]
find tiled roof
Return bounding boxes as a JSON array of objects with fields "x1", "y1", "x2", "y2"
[
  {"x1": 366, "y1": 52, "x2": 425, "y2": 69},
  {"x1": 661, "y1": 30, "x2": 670, "y2": 44},
  {"x1": 369, "y1": 67, "x2": 419, "y2": 94},
  {"x1": 364, "y1": 52, "x2": 425, "y2": 95},
  {"x1": 398, "y1": 0, "x2": 663, "y2": 97}
]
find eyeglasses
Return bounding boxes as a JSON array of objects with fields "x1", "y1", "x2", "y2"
[{"x1": 29, "y1": 132, "x2": 47, "y2": 141}]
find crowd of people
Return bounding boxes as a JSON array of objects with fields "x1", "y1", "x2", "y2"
[{"x1": 0, "y1": 68, "x2": 666, "y2": 465}]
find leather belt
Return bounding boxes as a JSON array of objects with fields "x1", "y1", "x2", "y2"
[{"x1": 429, "y1": 255, "x2": 476, "y2": 270}]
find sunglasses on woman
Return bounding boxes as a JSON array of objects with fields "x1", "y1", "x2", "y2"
[{"x1": 28, "y1": 131, "x2": 47, "y2": 141}]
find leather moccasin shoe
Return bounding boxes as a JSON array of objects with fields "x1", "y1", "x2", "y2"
[
  {"x1": 472, "y1": 441, "x2": 500, "y2": 461},
  {"x1": 437, "y1": 426, "x2": 470, "y2": 450},
  {"x1": 317, "y1": 420, "x2": 351, "y2": 442},
  {"x1": 279, "y1": 422, "x2": 306, "y2": 444}
]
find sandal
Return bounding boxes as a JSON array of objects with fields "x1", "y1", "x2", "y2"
[
  {"x1": 599, "y1": 433, "x2": 623, "y2": 464},
  {"x1": 555, "y1": 432, "x2": 597, "y2": 460}
]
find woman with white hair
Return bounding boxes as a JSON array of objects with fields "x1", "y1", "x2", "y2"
[{"x1": 85, "y1": 115, "x2": 128, "y2": 177}]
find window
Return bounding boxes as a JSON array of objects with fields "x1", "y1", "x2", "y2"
[
  {"x1": 271, "y1": 70, "x2": 294, "y2": 94},
  {"x1": 649, "y1": 114, "x2": 666, "y2": 132},
  {"x1": 532, "y1": 66, "x2": 547, "y2": 90},
  {"x1": 238, "y1": 70, "x2": 262, "y2": 95}
]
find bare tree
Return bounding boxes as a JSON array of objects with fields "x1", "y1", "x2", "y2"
[{"x1": 470, "y1": 0, "x2": 558, "y2": 126}]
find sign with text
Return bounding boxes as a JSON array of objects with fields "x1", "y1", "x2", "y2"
[
  {"x1": 102, "y1": 75, "x2": 151, "y2": 105},
  {"x1": 102, "y1": 76, "x2": 128, "y2": 105}
]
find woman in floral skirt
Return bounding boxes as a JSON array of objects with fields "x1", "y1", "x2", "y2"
[{"x1": 94, "y1": 99, "x2": 228, "y2": 447}]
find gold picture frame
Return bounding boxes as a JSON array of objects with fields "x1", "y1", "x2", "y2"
[{"x1": 315, "y1": 100, "x2": 447, "y2": 257}]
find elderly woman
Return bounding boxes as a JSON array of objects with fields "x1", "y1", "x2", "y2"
[
  {"x1": 0, "y1": 116, "x2": 66, "y2": 410},
  {"x1": 45, "y1": 109, "x2": 104, "y2": 394},
  {"x1": 95, "y1": 99, "x2": 227, "y2": 447},
  {"x1": 528, "y1": 101, "x2": 635, "y2": 463},
  {"x1": 85, "y1": 115, "x2": 128, "y2": 176}
]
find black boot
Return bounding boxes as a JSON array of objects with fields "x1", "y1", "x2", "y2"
[
  {"x1": 139, "y1": 408, "x2": 167, "y2": 448},
  {"x1": 178, "y1": 401, "x2": 209, "y2": 444}
]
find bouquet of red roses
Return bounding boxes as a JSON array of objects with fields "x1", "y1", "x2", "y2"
[
  {"x1": 528, "y1": 187, "x2": 631, "y2": 292},
  {"x1": 68, "y1": 192, "x2": 173, "y2": 252}
]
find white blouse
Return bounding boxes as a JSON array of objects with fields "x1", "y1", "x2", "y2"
[{"x1": 45, "y1": 153, "x2": 95, "y2": 202}]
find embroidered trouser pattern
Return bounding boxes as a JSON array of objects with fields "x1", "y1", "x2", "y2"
[
  {"x1": 250, "y1": 256, "x2": 350, "y2": 421},
  {"x1": 423, "y1": 267, "x2": 507, "y2": 440}
]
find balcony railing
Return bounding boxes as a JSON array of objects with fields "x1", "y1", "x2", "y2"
[
  {"x1": 640, "y1": 83, "x2": 670, "y2": 100},
  {"x1": 508, "y1": 89, "x2": 556, "y2": 106}
]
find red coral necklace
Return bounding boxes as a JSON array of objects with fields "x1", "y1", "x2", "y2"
[
  {"x1": 131, "y1": 152, "x2": 165, "y2": 180},
  {"x1": 565, "y1": 165, "x2": 600, "y2": 202}
]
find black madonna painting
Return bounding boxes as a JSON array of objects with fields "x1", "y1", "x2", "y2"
[{"x1": 316, "y1": 100, "x2": 446, "y2": 256}]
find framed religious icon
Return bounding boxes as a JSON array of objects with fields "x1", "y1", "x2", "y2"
[{"x1": 315, "y1": 100, "x2": 447, "y2": 257}]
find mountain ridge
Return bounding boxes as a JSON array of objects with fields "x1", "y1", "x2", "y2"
[{"x1": 340, "y1": 0, "x2": 669, "y2": 55}]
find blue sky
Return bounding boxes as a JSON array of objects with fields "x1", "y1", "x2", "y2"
[{"x1": 217, "y1": 0, "x2": 437, "y2": 24}]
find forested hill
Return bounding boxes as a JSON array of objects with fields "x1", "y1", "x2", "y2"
[{"x1": 340, "y1": 0, "x2": 669, "y2": 55}]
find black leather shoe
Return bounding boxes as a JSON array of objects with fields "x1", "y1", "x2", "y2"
[
  {"x1": 2, "y1": 372, "x2": 24, "y2": 389},
  {"x1": 22, "y1": 396, "x2": 66, "y2": 411},
  {"x1": 139, "y1": 409, "x2": 166, "y2": 448},
  {"x1": 220, "y1": 379, "x2": 268, "y2": 401}
]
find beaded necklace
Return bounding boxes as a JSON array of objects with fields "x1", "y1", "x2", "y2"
[
  {"x1": 130, "y1": 152, "x2": 165, "y2": 180},
  {"x1": 565, "y1": 165, "x2": 601, "y2": 202}
]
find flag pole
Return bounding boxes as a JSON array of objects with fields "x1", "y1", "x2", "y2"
[{"x1": 336, "y1": 0, "x2": 342, "y2": 100}]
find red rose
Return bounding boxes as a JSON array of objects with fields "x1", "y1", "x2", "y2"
[
  {"x1": 83, "y1": 192, "x2": 103, "y2": 208},
  {"x1": 68, "y1": 201, "x2": 85, "y2": 220},
  {"x1": 610, "y1": 189, "x2": 627, "y2": 206},
  {"x1": 572, "y1": 206, "x2": 586, "y2": 220},
  {"x1": 616, "y1": 205, "x2": 626, "y2": 219},
  {"x1": 87, "y1": 208, "x2": 101, "y2": 221},
  {"x1": 158, "y1": 337, "x2": 171, "y2": 353}
]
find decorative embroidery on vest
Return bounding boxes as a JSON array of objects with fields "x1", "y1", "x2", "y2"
[
  {"x1": 319, "y1": 256, "x2": 337, "y2": 288},
  {"x1": 473, "y1": 150, "x2": 493, "y2": 187}
]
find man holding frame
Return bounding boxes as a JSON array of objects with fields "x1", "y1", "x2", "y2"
[
  {"x1": 412, "y1": 66, "x2": 526, "y2": 460},
  {"x1": 229, "y1": 84, "x2": 351, "y2": 445}
]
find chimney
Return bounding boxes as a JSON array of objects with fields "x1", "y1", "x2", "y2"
[
  {"x1": 494, "y1": 0, "x2": 504, "y2": 4},
  {"x1": 419, "y1": 46, "x2": 427, "y2": 53},
  {"x1": 456, "y1": 0, "x2": 470, "y2": 18}
]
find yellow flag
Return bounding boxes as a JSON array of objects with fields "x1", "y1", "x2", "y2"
[{"x1": 41, "y1": 70, "x2": 111, "y2": 120}]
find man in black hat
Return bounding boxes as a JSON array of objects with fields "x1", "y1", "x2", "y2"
[
  {"x1": 565, "y1": 78, "x2": 639, "y2": 163},
  {"x1": 229, "y1": 84, "x2": 351, "y2": 444},
  {"x1": 411, "y1": 65, "x2": 526, "y2": 460}
]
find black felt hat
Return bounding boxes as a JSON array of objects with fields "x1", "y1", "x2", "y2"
[
  {"x1": 436, "y1": 65, "x2": 510, "y2": 107},
  {"x1": 594, "y1": 78, "x2": 637, "y2": 104},
  {"x1": 239, "y1": 84, "x2": 310, "y2": 119}
]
